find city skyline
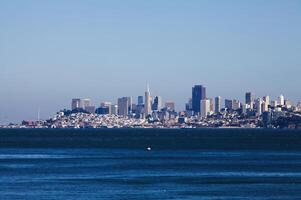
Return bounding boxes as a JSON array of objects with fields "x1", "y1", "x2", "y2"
[{"x1": 1, "y1": 0, "x2": 301, "y2": 123}]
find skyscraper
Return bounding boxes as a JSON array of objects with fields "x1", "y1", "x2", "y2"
[
  {"x1": 71, "y1": 99, "x2": 81, "y2": 110},
  {"x1": 279, "y1": 94, "x2": 285, "y2": 106},
  {"x1": 138, "y1": 96, "x2": 144, "y2": 105},
  {"x1": 152, "y1": 96, "x2": 162, "y2": 111},
  {"x1": 255, "y1": 98, "x2": 263, "y2": 116},
  {"x1": 245, "y1": 92, "x2": 253, "y2": 105},
  {"x1": 215, "y1": 96, "x2": 222, "y2": 113},
  {"x1": 118, "y1": 97, "x2": 129, "y2": 117},
  {"x1": 225, "y1": 99, "x2": 233, "y2": 111},
  {"x1": 200, "y1": 99, "x2": 210, "y2": 118},
  {"x1": 192, "y1": 85, "x2": 206, "y2": 114},
  {"x1": 144, "y1": 84, "x2": 152, "y2": 116}
]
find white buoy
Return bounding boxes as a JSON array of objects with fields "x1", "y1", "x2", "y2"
[{"x1": 147, "y1": 147, "x2": 151, "y2": 151}]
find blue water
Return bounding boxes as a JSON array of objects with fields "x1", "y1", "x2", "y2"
[{"x1": 0, "y1": 129, "x2": 301, "y2": 199}]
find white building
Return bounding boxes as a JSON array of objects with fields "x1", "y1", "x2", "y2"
[
  {"x1": 200, "y1": 99, "x2": 211, "y2": 118},
  {"x1": 279, "y1": 95, "x2": 285, "y2": 106},
  {"x1": 144, "y1": 84, "x2": 152, "y2": 116}
]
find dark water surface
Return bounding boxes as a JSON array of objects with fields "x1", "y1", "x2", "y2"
[{"x1": 0, "y1": 128, "x2": 301, "y2": 200}]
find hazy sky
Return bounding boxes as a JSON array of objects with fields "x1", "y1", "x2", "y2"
[{"x1": 1, "y1": 0, "x2": 301, "y2": 124}]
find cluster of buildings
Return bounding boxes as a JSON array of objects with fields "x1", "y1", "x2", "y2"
[{"x1": 2, "y1": 84, "x2": 301, "y2": 129}]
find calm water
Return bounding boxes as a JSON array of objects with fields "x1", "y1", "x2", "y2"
[{"x1": 0, "y1": 128, "x2": 301, "y2": 200}]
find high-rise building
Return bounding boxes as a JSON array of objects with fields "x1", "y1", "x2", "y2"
[
  {"x1": 209, "y1": 98, "x2": 214, "y2": 113},
  {"x1": 81, "y1": 99, "x2": 91, "y2": 108},
  {"x1": 225, "y1": 99, "x2": 233, "y2": 111},
  {"x1": 100, "y1": 102, "x2": 112, "y2": 114},
  {"x1": 255, "y1": 98, "x2": 263, "y2": 116},
  {"x1": 127, "y1": 97, "x2": 132, "y2": 114},
  {"x1": 215, "y1": 96, "x2": 222, "y2": 113},
  {"x1": 232, "y1": 99, "x2": 241, "y2": 110},
  {"x1": 71, "y1": 99, "x2": 82, "y2": 110},
  {"x1": 144, "y1": 84, "x2": 152, "y2": 116},
  {"x1": 192, "y1": 85, "x2": 206, "y2": 114},
  {"x1": 245, "y1": 92, "x2": 254, "y2": 105},
  {"x1": 271, "y1": 100, "x2": 278, "y2": 107},
  {"x1": 279, "y1": 95, "x2": 285, "y2": 106},
  {"x1": 263, "y1": 96, "x2": 270, "y2": 106},
  {"x1": 200, "y1": 99, "x2": 210, "y2": 118},
  {"x1": 284, "y1": 100, "x2": 293, "y2": 109},
  {"x1": 138, "y1": 96, "x2": 144, "y2": 105},
  {"x1": 152, "y1": 96, "x2": 162, "y2": 111},
  {"x1": 111, "y1": 104, "x2": 118, "y2": 115},
  {"x1": 85, "y1": 106, "x2": 96, "y2": 113},
  {"x1": 118, "y1": 97, "x2": 130, "y2": 117},
  {"x1": 165, "y1": 101, "x2": 175, "y2": 111}
]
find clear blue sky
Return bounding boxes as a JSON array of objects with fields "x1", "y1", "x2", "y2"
[{"x1": 0, "y1": 0, "x2": 301, "y2": 123}]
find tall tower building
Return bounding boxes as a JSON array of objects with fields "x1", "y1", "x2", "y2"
[
  {"x1": 215, "y1": 96, "x2": 222, "y2": 113},
  {"x1": 263, "y1": 96, "x2": 270, "y2": 106},
  {"x1": 245, "y1": 92, "x2": 253, "y2": 105},
  {"x1": 192, "y1": 85, "x2": 206, "y2": 114},
  {"x1": 279, "y1": 94, "x2": 285, "y2": 106},
  {"x1": 152, "y1": 96, "x2": 162, "y2": 111},
  {"x1": 118, "y1": 97, "x2": 129, "y2": 117},
  {"x1": 144, "y1": 84, "x2": 152, "y2": 116},
  {"x1": 200, "y1": 99, "x2": 210, "y2": 118},
  {"x1": 71, "y1": 99, "x2": 82, "y2": 110},
  {"x1": 138, "y1": 96, "x2": 144, "y2": 105}
]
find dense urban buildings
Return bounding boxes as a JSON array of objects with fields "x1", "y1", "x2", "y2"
[{"x1": 2, "y1": 83, "x2": 301, "y2": 129}]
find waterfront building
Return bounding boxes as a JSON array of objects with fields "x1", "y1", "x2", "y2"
[
  {"x1": 144, "y1": 84, "x2": 152, "y2": 116},
  {"x1": 165, "y1": 101, "x2": 175, "y2": 111},
  {"x1": 152, "y1": 96, "x2": 162, "y2": 111},
  {"x1": 200, "y1": 99, "x2": 210, "y2": 118},
  {"x1": 279, "y1": 95, "x2": 285, "y2": 106},
  {"x1": 215, "y1": 96, "x2": 222, "y2": 113},
  {"x1": 192, "y1": 85, "x2": 206, "y2": 114},
  {"x1": 118, "y1": 97, "x2": 130, "y2": 117}
]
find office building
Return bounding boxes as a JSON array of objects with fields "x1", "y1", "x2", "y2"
[
  {"x1": 232, "y1": 99, "x2": 240, "y2": 110},
  {"x1": 279, "y1": 95, "x2": 285, "y2": 106},
  {"x1": 118, "y1": 97, "x2": 130, "y2": 117},
  {"x1": 215, "y1": 96, "x2": 222, "y2": 113},
  {"x1": 200, "y1": 99, "x2": 210, "y2": 118},
  {"x1": 144, "y1": 84, "x2": 152, "y2": 116},
  {"x1": 255, "y1": 98, "x2": 263, "y2": 116},
  {"x1": 225, "y1": 99, "x2": 233, "y2": 111},
  {"x1": 138, "y1": 96, "x2": 144, "y2": 105},
  {"x1": 192, "y1": 85, "x2": 206, "y2": 114},
  {"x1": 245, "y1": 92, "x2": 254, "y2": 110},
  {"x1": 263, "y1": 96, "x2": 270, "y2": 106},
  {"x1": 71, "y1": 99, "x2": 82, "y2": 110},
  {"x1": 152, "y1": 96, "x2": 162, "y2": 111},
  {"x1": 111, "y1": 104, "x2": 118, "y2": 115}
]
